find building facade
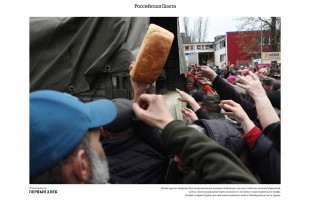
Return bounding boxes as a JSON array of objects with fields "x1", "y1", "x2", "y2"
[
  {"x1": 183, "y1": 42, "x2": 214, "y2": 67},
  {"x1": 214, "y1": 35, "x2": 226, "y2": 67},
  {"x1": 182, "y1": 30, "x2": 280, "y2": 67}
]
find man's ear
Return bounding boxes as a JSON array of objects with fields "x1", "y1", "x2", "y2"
[
  {"x1": 73, "y1": 149, "x2": 91, "y2": 183},
  {"x1": 100, "y1": 127, "x2": 111, "y2": 139}
]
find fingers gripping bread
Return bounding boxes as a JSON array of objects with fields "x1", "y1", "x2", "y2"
[{"x1": 130, "y1": 24, "x2": 174, "y2": 84}]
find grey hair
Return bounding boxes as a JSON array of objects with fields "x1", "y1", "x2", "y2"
[
  {"x1": 85, "y1": 140, "x2": 110, "y2": 184},
  {"x1": 30, "y1": 131, "x2": 110, "y2": 184}
]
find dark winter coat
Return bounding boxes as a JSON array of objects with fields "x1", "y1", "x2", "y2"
[{"x1": 101, "y1": 119, "x2": 169, "y2": 184}]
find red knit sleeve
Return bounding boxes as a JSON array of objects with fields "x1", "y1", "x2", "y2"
[{"x1": 243, "y1": 126, "x2": 262, "y2": 150}]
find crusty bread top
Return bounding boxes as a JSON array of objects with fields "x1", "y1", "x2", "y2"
[
  {"x1": 145, "y1": 24, "x2": 174, "y2": 39},
  {"x1": 130, "y1": 24, "x2": 174, "y2": 84}
]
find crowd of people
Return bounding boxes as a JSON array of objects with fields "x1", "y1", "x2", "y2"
[{"x1": 30, "y1": 61, "x2": 280, "y2": 184}]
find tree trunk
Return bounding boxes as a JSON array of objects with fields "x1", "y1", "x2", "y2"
[{"x1": 270, "y1": 17, "x2": 277, "y2": 52}]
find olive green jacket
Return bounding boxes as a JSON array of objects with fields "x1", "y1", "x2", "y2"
[{"x1": 161, "y1": 120, "x2": 258, "y2": 184}]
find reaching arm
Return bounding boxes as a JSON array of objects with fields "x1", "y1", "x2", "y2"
[
  {"x1": 219, "y1": 99, "x2": 280, "y2": 183},
  {"x1": 162, "y1": 120, "x2": 258, "y2": 184},
  {"x1": 132, "y1": 93, "x2": 258, "y2": 184},
  {"x1": 197, "y1": 66, "x2": 259, "y2": 124},
  {"x1": 176, "y1": 88, "x2": 200, "y2": 112},
  {"x1": 181, "y1": 107, "x2": 198, "y2": 124},
  {"x1": 219, "y1": 99, "x2": 255, "y2": 133},
  {"x1": 237, "y1": 71, "x2": 280, "y2": 130},
  {"x1": 129, "y1": 61, "x2": 150, "y2": 102}
]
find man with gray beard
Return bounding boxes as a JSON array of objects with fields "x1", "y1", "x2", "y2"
[{"x1": 30, "y1": 90, "x2": 117, "y2": 184}]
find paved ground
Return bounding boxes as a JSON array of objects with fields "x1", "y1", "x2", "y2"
[{"x1": 163, "y1": 91, "x2": 186, "y2": 121}]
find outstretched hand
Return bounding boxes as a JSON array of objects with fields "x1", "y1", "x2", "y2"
[
  {"x1": 196, "y1": 66, "x2": 217, "y2": 82},
  {"x1": 176, "y1": 88, "x2": 201, "y2": 112},
  {"x1": 219, "y1": 100, "x2": 249, "y2": 123},
  {"x1": 219, "y1": 99, "x2": 255, "y2": 133},
  {"x1": 236, "y1": 71, "x2": 280, "y2": 130},
  {"x1": 132, "y1": 94, "x2": 174, "y2": 130},
  {"x1": 176, "y1": 88, "x2": 195, "y2": 103},
  {"x1": 236, "y1": 71, "x2": 265, "y2": 100},
  {"x1": 181, "y1": 108, "x2": 198, "y2": 124}
]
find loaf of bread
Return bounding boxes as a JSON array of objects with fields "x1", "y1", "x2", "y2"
[{"x1": 130, "y1": 24, "x2": 174, "y2": 84}]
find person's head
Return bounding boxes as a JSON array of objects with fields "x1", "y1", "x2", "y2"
[
  {"x1": 261, "y1": 77, "x2": 274, "y2": 91},
  {"x1": 30, "y1": 90, "x2": 117, "y2": 184},
  {"x1": 185, "y1": 77, "x2": 195, "y2": 91},
  {"x1": 265, "y1": 66, "x2": 271, "y2": 75},
  {"x1": 242, "y1": 69, "x2": 249, "y2": 76},
  {"x1": 221, "y1": 65, "x2": 228, "y2": 73},
  {"x1": 192, "y1": 90, "x2": 205, "y2": 105},
  {"x1": 271, "y1": 79, "x2": 281, "y2": 91},
  {"x1": 102, "y1": 98, "x2": 134, "y2": 138},
  {"x1": 237, "y1": 70, "x2": 243, "y2": 76},
  {"x1": 258, "y1": 68, "x2": 268, "y2": 77},
  {"x1": 229, "y1": 64, "x2": 235, "y2": 71},
  {"x1": 202, "y1": 94, "x2": 221, "y2": 113}
]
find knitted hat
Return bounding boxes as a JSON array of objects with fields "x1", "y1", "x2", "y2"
[
  {"x1": 103, "y1": 98, "x2": 133, "y2": 132},
  {"x1": 185, "y1": 77, "x2": 195, "y2": 83},
  {"x1": 192, "y1": 90, "x2": 205, "y2": 102}
]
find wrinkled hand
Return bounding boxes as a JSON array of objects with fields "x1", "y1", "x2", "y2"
[
  {"x1": 219, "y1": 100, "x2": 249, "y2": 123},
  {"x1": 219, "y1": 100, "x2": 255, "y2": 133},
  {"x1": 196, "y1": 66, "x2": 217, "y2": 81},
  {"x1": 206, "y1": 90, "x2": 218, "y2": 96},
  {"x1": 181, "y1": 108, "x2": 198, "y2": 124},
  {"x1": 129, "y1": 61, "x2": 149, "y2": 102},
  {"x1": 176, "y1": 88, "x2": 195, "y2": 104},
  {"x1": 132, "y1": 94, "x2": 174, "y2": 130},
  {"x1": 198, "y1": 77, "x2": 212, "y2": 85},
  {"x1": 236, "y1": 71, "x2": 266, "y2": 100},
  {"x1": 176, "y1": 88, "x2": 201, "y2": 112}
]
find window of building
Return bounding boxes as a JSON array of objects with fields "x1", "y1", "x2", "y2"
[
  {"x1": 220, "y1": 54, "x2": 226, "y2": 62},
  {"x1": 258, "y1": 36, "x2": 273, "y2": 45},
  {"x1": 190, "y1": 45, "x2": 195, "y2": 50},
  {"x1": 250, "y1": 52, "x2": 261, "y2": 59},
  {"x1": 263, "y1": 36, "x2": 270, "y2": 45},
  {"x1": 220, "y1": 40, "x2": 225, "y2": 48},
  {"x1": 184, "y1": 46, "x2": 189, "y2": 50},
  {"x1": 197, "y1": 45, "x2": 201, "y2": 50}
]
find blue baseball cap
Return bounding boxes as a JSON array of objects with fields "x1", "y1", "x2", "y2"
[{"x1": 30, "y1": 90, "x2": 117, "y2": 178}]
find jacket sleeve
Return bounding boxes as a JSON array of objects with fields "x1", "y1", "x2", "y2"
[
  {"x1": 161, "y1": 120, "x2": 258, "y2": 184},
  {"x1": 212, "y1": 75, "x2": 259, "y2": 123},
  {"x1": 195, "y1": 107, "x2": 210, "y2": 120},
  {"x1": 249, "y1": 133, "x2": 280, "y2": 184},
  {"x1": 132, "y1": 117, "x2": 168, "y2": 155},
  {"x1": 262, "y1": 121, "x2": 281, "y2": 153}
]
